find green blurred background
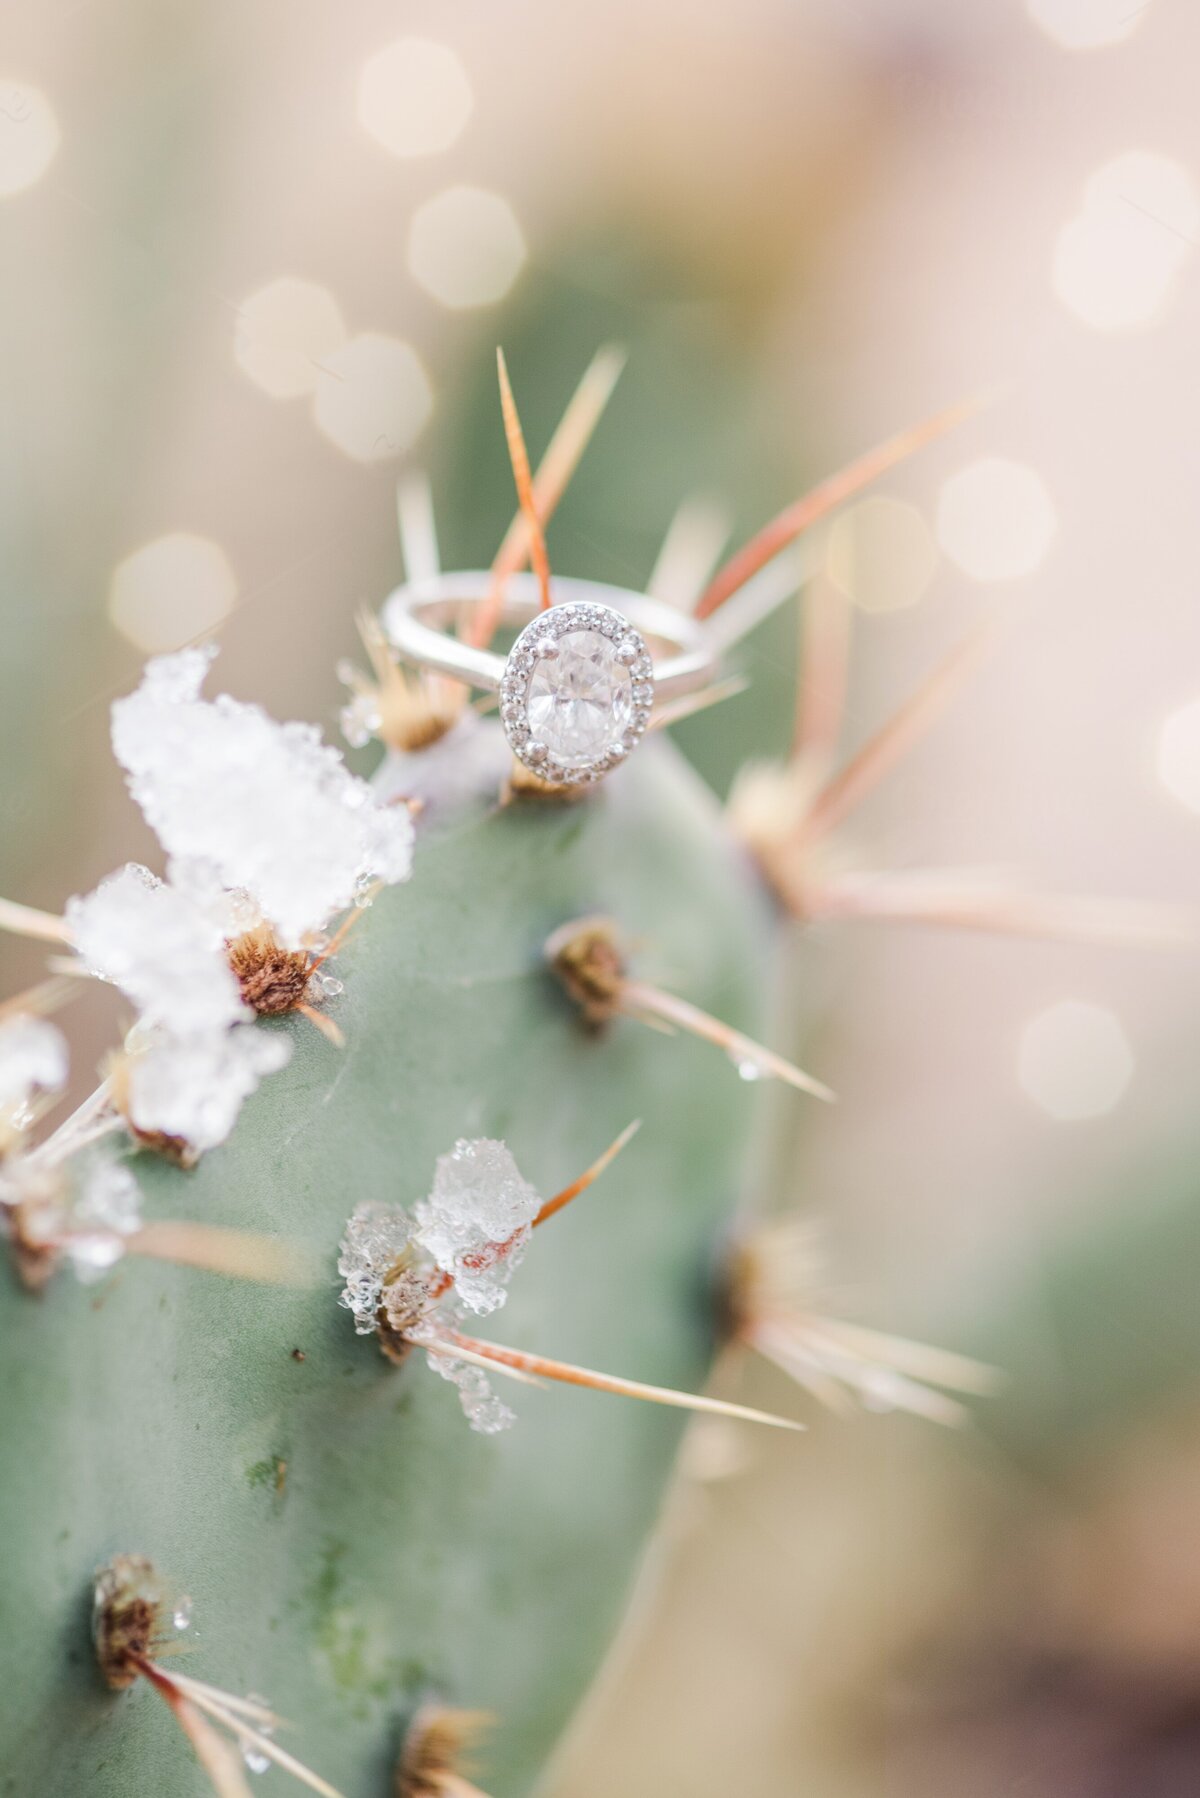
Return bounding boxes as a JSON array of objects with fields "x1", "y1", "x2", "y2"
[{"x1": 4, "y1": 3, "x2": 1200, "y2": 1793}]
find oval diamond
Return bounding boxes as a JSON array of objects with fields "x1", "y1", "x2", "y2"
[
  {"x1": 502, "y1": 602, "x2": 653, "y2": 782},
  {"x1": 525, "y1": 627, "x2": 634, "y2": 769}
]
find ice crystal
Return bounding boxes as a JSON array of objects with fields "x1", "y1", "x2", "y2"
[
  {"x1": 339, "y1": 1143, "x2": 545, "y2": 1429},
  {"x1": 338, "y1": 687, "x2": 381, "y2": 751},
  {"x1": 67, "y1": 863, "x2": 245, "y2": 1036},
  {"x1": 124, "y1": 1023, "x2": 290, "y2": 1156},
  {"x1": 69, "y1": 865, "x2": 298, "y2": 1157},
  {"x1": 414, "y1": 1137, "x2": 540, "y2": 1316},
  {"x1": 423, "y1": 1344, "x2": 516, "y2": 1435},
  {"x1": 0, "y1": 1014, "x2": 68, "y2": 1117},
  {"x1": 111, "y1": 645, "x2": 415, "y2": 946},
  {"x1": 63, "y1": 1154, "x2": 142, "y2": 1282},
  {"x1": 337, "y1": 1200, "x2": 422, "y2": 1335}
]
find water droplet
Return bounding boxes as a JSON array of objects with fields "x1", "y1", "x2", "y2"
[
  {"x1": 734, "y1": 1055, "x2": 764, "y2": 1082},
  {"x1": 319, "y1": 975, "x2": 344, "y2": 998},
  {"x1": 172, "y1": 1596, "x2": 193, "y2": 1633},
  {"x1": 241, "y1": 1695, "x2": 274, "y2": 1774}
]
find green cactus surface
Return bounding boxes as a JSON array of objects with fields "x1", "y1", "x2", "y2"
[{"x1": 0, "y1": 734, "x2": 770, "y2": 1797}]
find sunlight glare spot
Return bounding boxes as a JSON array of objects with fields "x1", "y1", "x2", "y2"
[
  {"x1": 312, "y1": 333, "x2": 433, "y2": 463},
  {"x1": 234, "y1": 278, "x2": 347, "y2": 400},
  {"x1": 357, "y1": 38, "x2": 473, "y2": 159},
  {"x1": 407, "y1": 185, "x2": 526, "y2": 310},
  {"x1": 936, "y1": 458, "x2": 1057, "y2": 582},
  {"x1": 1156, "y1": 698, "x2": 1200, "y2": 815},
  {"x1": 1017, "y1": 1001, "x2": 1133, "y2": 1121},
  {"x1": 0, "y1": 80, "x2": 59, "y2": 197},
  {"x1": 1053, "y1": 151, "x2": 1198, "y2": 331},
  {"x1": 826, "y1": 495, "x2": 938, "y2": 613},
  {"x1": 1026, "y1": 0, "x2": 1148, "y2": 50},
  {"x1": 108, "y1": 534, "x2": 237, "y2": 653}
]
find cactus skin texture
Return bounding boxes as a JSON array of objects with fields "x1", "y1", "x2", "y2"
[{"x1": 0, "y1": 735, "x2": 768, "y2": 1797}]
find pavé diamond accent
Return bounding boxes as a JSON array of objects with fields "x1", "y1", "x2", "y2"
[{"x1": 501, "y1": 602, "x2": 654, "y2": 785}]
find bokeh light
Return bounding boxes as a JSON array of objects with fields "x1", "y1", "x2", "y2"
[
  {"x1": 312, "y1": 332, "x2": 433, "y2": 462},
  {"x1": 357, "y1": 38, "x2": 473, "y2": 159},
  {"x1": 1017, "y1": 1000, "x2": 1134, "y2": 1121},
  {"x1": 1156, "y1": 697, "x2": 1200, "y2": 814},
  {"x1": 936, "y1": 457, "x2": 1058, "y2": 581},
  {"x1": 234, "y1": 278, "x2": 347, "y2": 400},
  {"x1": 825, "y1": 495, "x2": 938, "y2": 613},
  {"x1": 1053, "y1": 150, "x2": 1197, "y2": 331},
  {"x1": 1025, "y1": 0, "x2": 1148, "y2": 50},
  {"x1": 407, "y1": 186, "x2": 527, "y2": 310},
  {"x1": 108, "y1": 533, "x2": 237, "y2": 653},
  {"x1": 0, "y1": 80, "x2": 59, "y2": 197}
]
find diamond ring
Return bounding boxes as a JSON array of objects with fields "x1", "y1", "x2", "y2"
[{"x1": 382, "y1": 573, "x2": 718, "y2": 785}]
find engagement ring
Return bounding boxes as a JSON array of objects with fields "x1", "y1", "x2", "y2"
[{"x1": 383, "y1": 573, "x2": 717, "y2": 786}]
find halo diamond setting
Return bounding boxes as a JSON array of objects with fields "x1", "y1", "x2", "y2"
[{"x1": 500, "y1": 602, "x2": 654, "y2": 785}]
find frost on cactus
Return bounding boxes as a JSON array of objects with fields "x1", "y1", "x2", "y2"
[
  {"x1": 65, "y1": 860, "x2": 292, "y2": 1160},
  {"x1": 337, "y1": 1187, "x2": 523, "y2": 1433},
  {"x1": 0, "y1": 1004, "x2": 307, "y2": 1293},
  {"x1": 336, "y1": 1201, "x2": 420, "y2": 1340},
  {"x1": 340, "y1": 1129, "x2": 802, "y2": 1438},
  {"x1": 0, "y1": 1024, "x2": 141, "y2": 1289},
  {"x1": 0, "y1": 1014, "x2": 67, "y2": 1132},
  {"x1": 417, "y1": 1138, "x2": 540, "y2": 1316},
  {"x1": 67, "y1": 863, "x2": 245, "y2": 1036},
  {"x1": 0, "y1": 1009, "x2": 67, "y2": 1154},
  {"x1": 4, "y1": 1124, "x2": 313, "y2": 1291},
  {"x1": 55, "y1": 1153, "x2": 143, "y2": 1283},
  {"x1": 88, "y1": 645, "x2": 415, "y2": 1140},
  {"x1": 0, "y1": 1014, "x2": 74, "y2": 1286},
  {"x1": 111, "y1": 644, "x2": 413, "y2": 946},
  {"x1": 0, "y1": 642, "x2": 421, "y2": 1169},
  {"x1": 424, "y1": 1347, "x2": 517, "y2": 1438},
  {"x1": 115, "y1": 1023, "x2": 291, "y2": 1161},
  {"x1": 337, "y1": 1139, "x2": 538, "y2": 1342}
]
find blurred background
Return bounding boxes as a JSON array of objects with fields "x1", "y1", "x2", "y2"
[{"x1": 3, "y1": 2, "x2": 1200, "y2": 1792}]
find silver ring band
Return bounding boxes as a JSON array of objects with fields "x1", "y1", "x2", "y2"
[{"x1": 382, "y1": 573, "x2": 715, "y2": 702}]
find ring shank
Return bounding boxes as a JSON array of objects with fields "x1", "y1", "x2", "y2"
[{"x1": 382, "y1": 573, "x2": 716, "y2": 700}]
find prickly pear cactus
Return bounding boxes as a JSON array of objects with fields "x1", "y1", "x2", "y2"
[
  {"x1": 0, "y1": 735, "x2": 768, "y2": 1796},
  {"x1": 3, "y1": 349, "x2": 1144, "y2": 1798}
]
